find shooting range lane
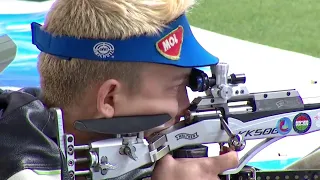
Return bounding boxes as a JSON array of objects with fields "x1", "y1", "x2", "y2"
[
  {"x1": 190, "y1": 26, "x2": 320, "y2": 99},
  {"x1": 1, "y1": 0, "x2": 320, "y2": 171}
]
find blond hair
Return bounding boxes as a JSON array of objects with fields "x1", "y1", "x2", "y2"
[{"x1": 38, "y1": 0, "x2": 195, "y2": 109}]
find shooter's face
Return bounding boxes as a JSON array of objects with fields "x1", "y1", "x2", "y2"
[
  {"x1": 96, "y1": 63, "x2": 191, "y2": 138},
  {"x1": 119, "y1": 63, "x2": 192, "y2": 137}
]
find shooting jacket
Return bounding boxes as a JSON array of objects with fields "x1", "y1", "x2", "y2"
[
  {"x1": 0, "y1": 88, "x2": 69, "y2": 180},
  {"x1": 0, "y1": 88, "x2": 153, "y2": 180}
]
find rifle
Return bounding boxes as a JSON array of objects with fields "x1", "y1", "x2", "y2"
[{"x1": 53, "y1": 62, "x2": 320, "y2": 180}]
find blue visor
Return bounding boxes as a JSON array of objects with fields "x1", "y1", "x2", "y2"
[{"x1": 31, "y1": 14, "x2": 219, "y2": 67}]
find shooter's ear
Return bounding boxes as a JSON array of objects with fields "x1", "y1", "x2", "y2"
[{"x1": 96, "y1": 79, "x2": 122, "y2": 118}]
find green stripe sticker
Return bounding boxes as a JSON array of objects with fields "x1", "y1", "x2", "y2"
[{"x1": 33, "y1": 169, "x2": 61, "y2": 175}]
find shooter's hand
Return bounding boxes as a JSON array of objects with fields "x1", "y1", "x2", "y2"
[{"x1": 151, "y1": 147, "x2": 238, "y2": 180}]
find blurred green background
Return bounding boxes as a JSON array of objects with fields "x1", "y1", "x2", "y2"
[{"x1": 187, "y1": 0, "x2": 320, "y2": 57}]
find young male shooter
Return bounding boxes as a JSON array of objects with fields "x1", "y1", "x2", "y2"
[{"x1": 2, "y1": 0, "x2": 238, "y2": 179}]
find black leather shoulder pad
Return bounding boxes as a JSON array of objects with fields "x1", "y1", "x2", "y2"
[{"x1": 0, "y1": 90, "x2": 61, "y2": 180}]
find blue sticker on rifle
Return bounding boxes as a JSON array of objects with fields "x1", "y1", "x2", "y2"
[{"x1": 276, "y1": 117, "x2": 292, "y2": 135}]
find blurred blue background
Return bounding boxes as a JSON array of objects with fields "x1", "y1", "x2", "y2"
[{"x1": 0, "y1": 12, "x2": 46, "y2": 87}]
